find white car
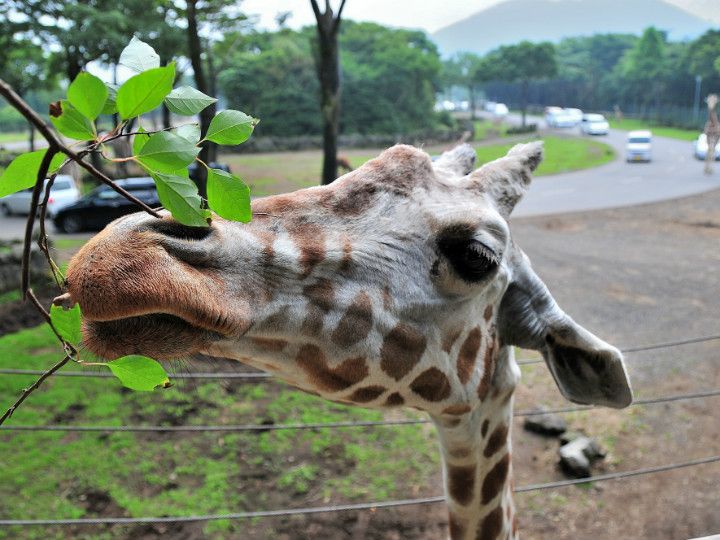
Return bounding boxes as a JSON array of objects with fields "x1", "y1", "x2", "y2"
[
  {"x1": 626, "y1": 130, "x2": 652, "y2": 162},
  {"x1": 546, "y1": 108, "x2": 578, "y2": 128},
  {"x1": 0, "y1": 175, "x2": 80, "y2": 217},
  {"x1": 693, "y1": 133, "x2": 720, "y2": 161},
  {"x1": 563, "y1": 108, "x2": 583, "y2": 125},
  {"x1": 580, "y1": 113, "x2": 609, "y2": 135},
  {"x1": 492, "y1": 103, "x2": 509, "y2": 117}
]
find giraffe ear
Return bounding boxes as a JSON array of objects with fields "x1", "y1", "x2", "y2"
[
  {"x1": 497, "y1": 250, "x2": 633, "y2": 408},
  {"x1": 468, "y1": 141, "x2": 543, "y2": 217},
  {"x1": 433, "y1": 143, "x2": 477, "y2": 177}
]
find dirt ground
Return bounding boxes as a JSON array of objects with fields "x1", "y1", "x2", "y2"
[{"x1": 3, "y1": 185, "x2": 719, "y2": 540}]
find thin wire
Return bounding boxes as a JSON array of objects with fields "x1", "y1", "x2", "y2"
[
  {"x1": 2, "y1": 334, "x2": 718, "y2": 377},
  {"x1": 1, "y1": 454, "x2": 717, "y2": 526},
  {"x1": 3, "y1": 388, "x2": 719, "y2": 433},
  {"x1": 517, "y1": 334, "x2": 720, "y2": 366}
]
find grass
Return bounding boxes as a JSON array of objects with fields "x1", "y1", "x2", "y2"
[
  {"x1": 473, "y1": 119, "x2": 509, "y2": 140},
  {"x1": 0, "y1": 289, "x2": 21, "y2": 305},
  {"x1": 608, "y1": 118, "x2": 698, "y2": 141},
  {"x1": 225, "y1": 134, "x2": 615, "y2": 196},
  {"x1": 0, "y1": 131, "x2": 26, "y2": 144},
  {"x1": 474, "y1": 135, "x2": 615, "y2": 176},
  {"x1": 0, "y1": 324, "x2": 438, "y2": 539}
]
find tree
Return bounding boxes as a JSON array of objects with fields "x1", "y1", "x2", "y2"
[
  {"x1": 686, "y1": 30, "x2": 720, "y2": 96},
  {"x1": 169, "y1": 0, "x2": 251, "y2": 196},
  {"x1": 443, "y1": 53, "x2": 482, "y2": 119},
  {"x1": 310, "y1": 0, "x2": 347, "y2": 185},
  {"x1": 619, "y1": 27, "x2": 667, "y2": 113},
  {"x1": 490, "y1": 41, "x2": 557, "y2": 126}
]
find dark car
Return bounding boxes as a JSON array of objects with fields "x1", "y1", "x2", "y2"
[
  {"x1": 188, "y1": 161, "x2": 230, "y2": 181},
  {"x1": 53, "y1": 177, "x2": 160, "y2": 233}
]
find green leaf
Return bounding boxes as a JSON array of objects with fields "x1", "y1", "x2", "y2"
[
  {"x1": 50, "y1": 303, "x2": 83, "y2": 345},
  {"x1": 107, "y1": 355, "x2": 170, "y2": 391},
  {"x1": 132, "y1": 126, "x2": 151, "y2": 155},
  {"x1": 174, "y1": 123, "x2": 201, "y2": 144},
  {"x1": 116, "y1": 64, "x2": 175, "y2": 120},
  {"x1": 50, "y1": 100, "x2": 95, "y2": 141},
  {"x1": 67, "y1": 72, "x2": 108, "y2": 120},
  {"x1": 136, "y1": 131, "x2": 200, "y2": 173},
  {"x1": 204, "y1": 109, "x2": 257, "y2": 145},
  {"x1": 0, "y1": 150, "x2": 66, "y2": 197},
  {"x1": 152, "y1": 172, "x2": 210, "y2": 227},
  {"x1": 164, "y1": 86, "x2": 217, "y2": 116},
  {"x1": 207, "y1": 168, "x2": 252, "y2": 223},
  {"x1": 102, "y1": 84, "x2": 118, "y2": 115},
  {"x1": 119, "y1": 36, "x2": 160, "y2": 73}
]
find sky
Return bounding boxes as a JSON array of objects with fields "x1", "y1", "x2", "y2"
[{"x1": 240, "y1": 0, "x2": 720, "y2": 33}]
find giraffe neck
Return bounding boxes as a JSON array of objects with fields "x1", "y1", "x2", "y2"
[{"x1": 432, "y1": 361, "x2": 518, "y2": 540}]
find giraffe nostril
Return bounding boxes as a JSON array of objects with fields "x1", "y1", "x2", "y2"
[{"x1": 148, "y1": 219, "x2": 214, "y2": 241}]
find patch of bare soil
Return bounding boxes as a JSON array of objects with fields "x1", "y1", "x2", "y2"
[{"x1": 0, "y1": 284, "x2": 58, "y2": 338}]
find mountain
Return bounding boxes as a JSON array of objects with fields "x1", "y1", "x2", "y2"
[{"x1": 432, "y1": 0, "x2": 714, "y2": 56}]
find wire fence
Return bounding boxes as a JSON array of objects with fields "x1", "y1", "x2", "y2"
[
  {"x1": 1, "y1": 454, "x2": 718, "y2": 526},
  {"x1": 2, "y1": 388, "x2": 719, "y2": 433},
  {"x1": 2, "y1": 334, "x2": 718, "y2": 380},
  {"x1": 1, "y1": 332, "x2": 719, "y2": 528}
]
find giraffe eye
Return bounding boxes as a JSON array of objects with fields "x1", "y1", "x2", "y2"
[{"x1": 438, "y1": 233, "x2": 499, "y2": 283}]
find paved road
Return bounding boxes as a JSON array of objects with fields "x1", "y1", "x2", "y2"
[{"x1": 498, "y1": 114, "x2": 719, "y2": 218}]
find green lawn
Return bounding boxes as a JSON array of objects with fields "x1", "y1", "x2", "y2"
[
  {"x1": 474, "y1": 135, "x2": 615, "y2": 176},
  {"x1": 473, "y1": 119, "x2": 509, "y2": 140},
  {"x1": 608, "y1": 118, "x2": 698, "y2": 141},
  {"x1": 0, "y1": 324, "x2": 438, "y2": 539},
  {"x1": 226, "y1": 134, "x2": 614, "y2": 195},
  {"x1": 0, "y1": 131, "x2": 26, "y2": 144}
]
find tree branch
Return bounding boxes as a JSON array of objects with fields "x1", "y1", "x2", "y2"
[
  {"x1": 309, "y1": 0, "x2": 322, "y2": 22},
  {"x1": 333, "y1": 0, "x2": 347, "y2": 32}
]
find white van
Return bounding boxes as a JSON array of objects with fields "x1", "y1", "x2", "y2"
[{"x1": 625, "y1": 130, "x2": 652, "y2": 162}]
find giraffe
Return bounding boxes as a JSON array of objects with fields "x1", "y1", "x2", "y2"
[
  {"x1": 703, "y1": 94, "x2": 719, "y2": 175},
  {"x1": 61, "y1": 141, "x2": 633, "y2": 540}
]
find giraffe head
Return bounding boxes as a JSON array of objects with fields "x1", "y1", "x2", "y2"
[{"x1": 65, "y1": 142, "x2": 631, "y2": 413}]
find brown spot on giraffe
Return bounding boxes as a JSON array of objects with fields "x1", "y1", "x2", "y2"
[
  {"x1": 442, "y1": 328, "x2": 463, "y2": 354},
  {"x1": 332, "y1": 181, "x2": 379, "y2": 216},
  {"x1": 249, "y1": 337, "x2": 287, "y2": 352},
  {"x1": 477, "y1": 504, "x2": 504, "y2": 540},
  {"x1": 481, "y1": 419, "x2": 490, "y2": 438},
  {"x1": 448, "y1": 447, "x2": 471, "y2": 459},
  {"x1": 380, "y1": 323, "x2": 427, "y2": 380},
  {"x1": 483, "y1": 304, "x2": 493, "y2": 322},
  {"x1": 449, "y1": 512, "x2": 466, "y2": 539},
  {"x1": 382, "y1": 285, "x2": 393, "y2": 311},
  {"x1": 481, "y1": 453, "x2": 510, "y2": 504},
  {"x1": 295, "y1": 345, "x2": 369, "y2": 392},
  {"x1": 477, "y1": 330, "x2": 497, "y2": 401},
  {"x1": 301, "y1": 279, "x2": 335, "y2": 336},
  {"x1": 384, "y1": 392, "x2": 405, "y2": 406},
  {"x1": 457, "y1": 327, "x2": 482, "y2": 384},
  {"x1": 443, "y1": 404, "x2": 472, "y2": 416},
  {"x1": 331, "y1": 291, "x2": 373, "y2": 347},
  {"x1": 347, "y1": 385, "x2": 386, "y2": 403},
  {"x1": 448, "y1": 464, "x2": 476, "y2": 506},
  {"x1": 339, "y1": 235, "x2": 353, "y2": 274},
  {"x1": 484, "y1": 424, "x2": 509, "y2": 458},
  {"x1": 410, "y1": 367, "x2": 452, "y2": 402},
  {"x1": 287, "y1": 222, "x2": 326, "y2": 277}
]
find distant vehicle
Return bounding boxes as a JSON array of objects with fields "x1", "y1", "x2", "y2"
[
  {"x1": 546, "y1": 108, "x2": 578, "y2": 128},
  {"x1": 0, "y1": 175, "x2": 80, "y2": 218},
  {"x1": 626, "y1": 130, "x2": 652, "y2": 162},
  {"x1": 693, "y1": 133, "x2": 720, "y2": 161},
  {"x1": 563, "y1": 108, "x2": 583, "y2": 125},
  {"x1": 53, "y1": 177, "x2": 160, "y2": 233},
  {"x1": 492, "y1": 103, "x2": 509, "y2": 117},
  {"x1": 484, "y1": 101, "x2": 497, "y2": 112},
  {"x1": 188, "y1": 161, "x2": 231, "y2": 181},
  {"x1": 580, "y1": 113, "x2": 609, "y2": 135},
  {"x1": 434, "y1": 100, "x2": 455, "y2": 112}
]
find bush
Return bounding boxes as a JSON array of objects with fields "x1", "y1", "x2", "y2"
[{"x1": 506, "y1": 124, "x2": 538, "y2": 135}]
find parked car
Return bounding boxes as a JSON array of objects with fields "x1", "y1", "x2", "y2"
[
  {"x1": 580, "y1": 113, "x2": 609, "y2": 135},
  {"x1": 0, "y1": 175, "x2": 80, "y2": 218},
  {"x1": 53, "y1": 177, "x2": 160, "y2": 233},
  {"x1": 693, "y1": 133, "x2": 720, "y2": 161},
  {"x1": 188, "y1": 161, "x2": 231, "y2": 181},
  {"x1": 546, "y1": 107, "x2": 579, "y2": 128},
  {"x1": 625, "y1": 130, "x2": 652, "y2": 162},
  {"x1": 563, "y1": 108, "x2": 583, "y2": 125}
]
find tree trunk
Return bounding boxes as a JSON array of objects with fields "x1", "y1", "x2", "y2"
[
  {"x1": 186, "y1": 0, "x2": 216, "y2": 197},
  {"x1": 521, "y1": 79, "x2": 528, "y2": 128},
  {"x1": 28, "y1": 122, "x2": 35, "y2": 152},
  {"x1": 311, "y1": 1, "x2": 345, "y2": 185},
  {"x1": 468, "y1": 85, "x2": 476, "y2": 120}
]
